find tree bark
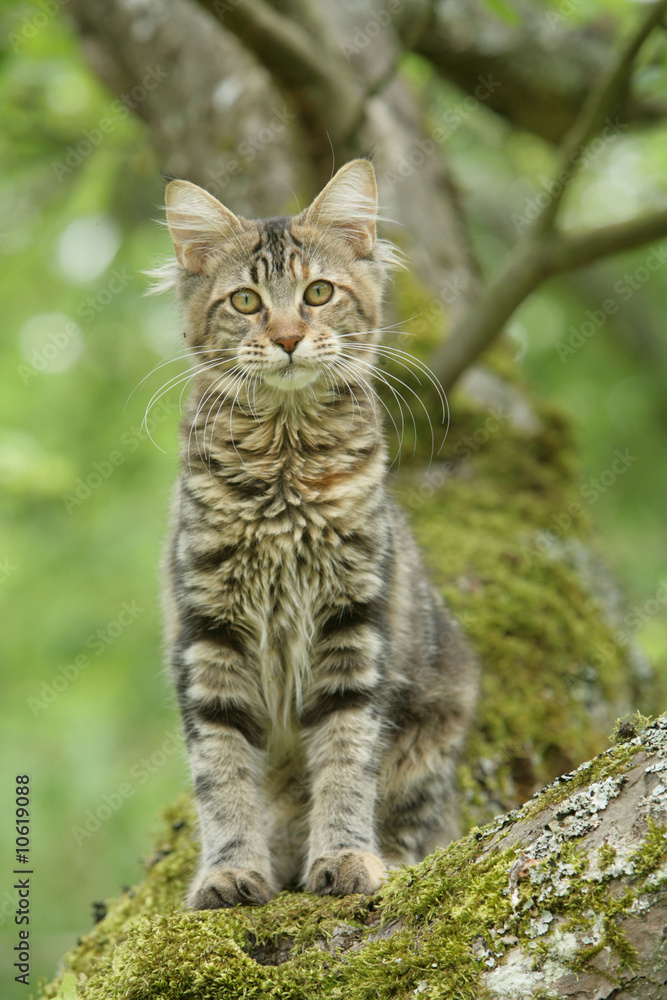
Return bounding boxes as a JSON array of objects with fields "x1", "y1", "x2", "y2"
[{"x1": 248, "y1": 716, "x2": 667, "y2": 997}]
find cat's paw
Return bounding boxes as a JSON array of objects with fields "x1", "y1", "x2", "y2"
[
  {"x1": 306, "y1": 850, "x2": 386, "y2": 896},
  {"x1": 187, "y1": 867, "x2": 276, "y2": 909}
]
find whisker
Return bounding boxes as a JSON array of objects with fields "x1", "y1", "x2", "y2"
[
  {"x1": 335, "y1": 317, "x2": 421, "y2": 340},
  {"x1": 328, "y1": 356, "x2": 401, "y2": 461},
  {"x1": 318, "y1": 362, "x2": 342, "y2": 405},
  {"x1": 347, "y1": 342, "x2": 448, "y2": 425},
  {"x1": 323, "y1": 359, "x2": 366, "y2": 430},
  {"x1": 320, "y1": 361, "x2": 358, "y2": 429},
  {"x1": 204, "y1": 377, "x2": 238, "y2": 462},
  {"x1": 188, "y1": 365, "x2": 245, "y2": 472},
  {"x1": 345, "y1": 344, "x2": 451, "y2": 455},
  {"x1": 141, "y1": 359, "x2": 231, "y2": 452},
  {"x1": 336, "y1": 357, "x2": 408, "y2": 467},
  {"x1": 208, "y1": 362, "x2": 262, "y2": 458},
  {"x1": 125, "y1": 347, "x2": 236, "y2": 412},
  {"x1": 324, "y1": 359, "x2": 379, "y2": 452},
  {"x1": 188, "y1": 363, "x2": 243, "y2": 473},
  {"x1": 142, "y1": 357, "x2": 228, "y2": 423},
  {"x1": 340, "y1": 352, "x2": 440, "y2": 466},
  {"x1": 228, "y1": 370, "x2": 255, "y2": 463},
  {"x1": 188, "y1": 372, "x2": 228, "y2": 476}
]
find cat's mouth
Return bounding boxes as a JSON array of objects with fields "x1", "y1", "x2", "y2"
[{"x1": 262, "y1": 357, "x2": 320, "y2": 390}]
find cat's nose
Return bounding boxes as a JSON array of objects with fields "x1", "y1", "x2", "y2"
[{"x1": 272, "y1": 333, "x2": 304, "y2": 354}]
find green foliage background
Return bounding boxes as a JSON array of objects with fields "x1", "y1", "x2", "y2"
[{"x1": 0, "y1": 2, "x2": 665, "y2": 996}]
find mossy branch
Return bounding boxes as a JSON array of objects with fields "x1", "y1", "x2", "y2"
[{"x1": 42, "y1": 718, "x2": 667, "y2": 999}]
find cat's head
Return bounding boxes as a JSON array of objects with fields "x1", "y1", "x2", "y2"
[{"x1": 157, "y1": 160, "x2": 399, "y2": 394}]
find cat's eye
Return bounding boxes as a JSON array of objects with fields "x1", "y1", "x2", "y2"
[
  {"x1": 231, "y1": 288, "x2": 262, "y2": 314},
  {"x1": 303, "y1": 280, "x2": 333, "y2": 307}
]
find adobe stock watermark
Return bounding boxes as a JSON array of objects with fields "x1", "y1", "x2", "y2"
[
  {"x1": 392, "y1": 295, "x2": 447, "y2": 349},
  {"x1": 71, "y1": 730, "x2": 183, "y2": 846},
  {"x1": 60, "y1": 396, "x2": 178, "y2": 514},
  {"x1": 210, "y1": 0, "x2": 242, "y2": 19},
  {"x1": 51, "y1": 66, "x2": 169, "y2": 180},
  {"x1": 405, "y1": 407, "x2": 510, "y2": 510},
  {"x1": 393, "y1": 258, "x2": 482, "y2": 334},
  {"x1": 590, "y1": 578, "x2": 667, "y2": 671},
  {"x1": 0, "y1": 558, "x2": 17, "y2": 583},
  {"x1": 544, "y1": 0, "x2": 586, "y2": 28},
  {"x1": 554, "y1": 244, "x2": 667, "y2": 362},
  {"x1": 512, "y1": 117, "x2": 630, "y2": 232},
  {"x1": 383, "y1": 75, "x2": 501, "y2": 192},
  {"x1": 27, "y1": 600, "x2": 144, "y2": 716},
  {"x1": 340, "y1": 0, "x2": 403, "y2": 59},
  {"x1": 520, "y1": 448, "x2": 638, "y2": 563},
  {"x1": 205, "y1": 106, "x2": 297, "y2": 197},
  {"x1": 18, "y1": 269, "x2": 132, "y2": 385},
  {"x1": 8, "y1": 0, "x2": 69, "y2": 52}
]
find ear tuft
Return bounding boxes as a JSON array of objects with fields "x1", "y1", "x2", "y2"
[
  {"x1": 304, "y1": 159, "x2": 378, "y2": 256},
  {"x1": 165, "y1": 180, "x2": 243, "y2": 274}
]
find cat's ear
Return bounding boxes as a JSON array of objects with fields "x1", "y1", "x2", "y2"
[
  {"x1": 303, "y1": 159, "x2": 377, "y2": 256},
  {"x1": 165, "y1": 180, "x2": 243, "y2": 274}
]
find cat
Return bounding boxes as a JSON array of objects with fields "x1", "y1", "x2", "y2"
[{"x1": 156, "y1": 158, "x2": 479, "y2": 908}]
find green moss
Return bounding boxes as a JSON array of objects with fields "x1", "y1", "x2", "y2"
[
  {"x1": 598, "y1": 842, "x2": 617, "y2": 871},
  {"x1": 40, "y1": 750, "x2": 667, "y2": 1000},
  {"x1": 355, "y1": 268, "x2": 646, "y2": 819},
  {"x1": 42, "y1": 809, "x2": 514, "y2": 1000},
  {"x1": 389, "y1": 394, "x2": 635, "y2": 819},
  {"x1": 628, "y1": 818, "x2": 667, "y2": 881},
  {"x1": 610, "y1": 711, "x2": 654, "y2": 745},
  {"x1": 516, "y1": 740, "x2": 639, "y2": 823}
]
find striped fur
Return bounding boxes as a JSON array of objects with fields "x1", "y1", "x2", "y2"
[{"x1": 160, "y1": 160, "x2": 479, "y2": 908}]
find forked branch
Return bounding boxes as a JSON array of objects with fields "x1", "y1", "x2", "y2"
[{"x1": 432, "y1": 0, "x2": 667, "y2": 392}]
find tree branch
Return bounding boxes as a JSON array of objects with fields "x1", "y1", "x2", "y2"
[
  {"x1": 193, "y1": 0, "x2": 364, "y2": 176},
  {"x1": 537, "y1": 0, "x2": 667, "y2": 233},
  {"x1": 433, "y1": 207, "x2": 667, "y2": 392},
  {"x1": 64, "y1": 0, "x2": 307, "y2": 217},
  {"x1": 551, "y1": 208, "x2": 667, "y2": 271},
  {"x1": 43, "y1": 717, "x2": 667, "y2": 998},
  {"x1": 404, "y1": 0, "x2": 667, "y2": 143},
  {"x1": 432, "y1": 1, "x2": 667, "y2": 392}
]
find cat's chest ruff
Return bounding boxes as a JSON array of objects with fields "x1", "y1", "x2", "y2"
[
  {"x1": 194, "y1": 398, "x2": 384, "y2": 516},
  {"x1": 194, "y1": 447, "x2": 383, "y2": 542}
]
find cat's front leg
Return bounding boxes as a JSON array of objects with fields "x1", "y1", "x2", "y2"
[
  {"x1": 302, "y1": 609, "x2": 387, "y2": 896},
  {"x1": 172, "y1": 620, "x2": 276, "y2": 909},
  {"x1": 186, "y1": 727, "x2": 276, "y2": 908}
]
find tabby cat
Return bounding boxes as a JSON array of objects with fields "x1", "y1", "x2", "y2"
[{"x1": 157, "y1": 159, "x2": 478, "y2": 908}]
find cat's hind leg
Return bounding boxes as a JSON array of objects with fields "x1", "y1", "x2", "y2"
[{"x1": 376, "y1": 714, "x2": 468, "y2": 868}]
